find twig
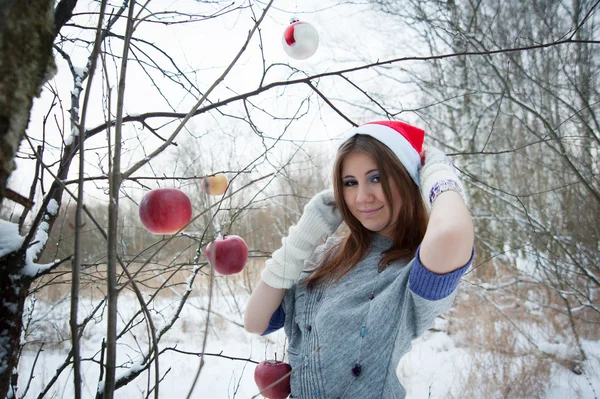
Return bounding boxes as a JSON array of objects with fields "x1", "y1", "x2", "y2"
[
  {"x1": 185, "y1": 250, "x2": 215, "y2": 399},
  {"x1": 104, "y1": 1, "x2": 136, "y2": 397},
  {"x1": 163, "y1": 348, "x2": 258, "y2": 364},
  {"x1": 71, "y1": 2, "x2": 108, "y2": 397},
  {"x1": 18, "y1": 343, "x2": 44, "y2": 399},
  {"x1": 5, "y1": 188, "x2": 34, "y2": 208}
]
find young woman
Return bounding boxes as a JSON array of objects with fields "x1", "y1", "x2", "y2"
[{"x1": 245, "y1": 120, "x2": 474, "y2": 399}]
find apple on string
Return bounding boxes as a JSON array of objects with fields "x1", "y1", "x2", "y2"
[
  {"x1": 139, "y1": 188, "x2": 192, "y2": 234},
  {"x1": 202, "y1": 173, "x2": 228, "y2": 196},
  {"x1": 205, "y1": 235, "x2": 248, "y2": 275},
  {"x1": 254, "y1": 359, "x2": 292, "y2": 399},
  {"x1": 282, "y1": 19, "x2": 319, "y2": 60}
]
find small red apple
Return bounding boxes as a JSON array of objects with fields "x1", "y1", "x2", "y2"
[
  {"x1": 205, "y1": 235, "x2": 248, "y2": 275},
  {"x1": 139, "y1": 188, "x2": 192, "y2": 235},
  {"x1": 254, "y1": 360, "x2": 292, "y2": 399}
]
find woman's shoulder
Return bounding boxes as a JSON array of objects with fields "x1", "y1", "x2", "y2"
[
  {"x1": 302, "y1": 236, "x2": 342, "y2": 273},
  {"x1": 320, "y1": 236, "x2": 343, "y2": 252},
  {"x1": 312, "y1": 236, "x2": 342, "y2": 261}
]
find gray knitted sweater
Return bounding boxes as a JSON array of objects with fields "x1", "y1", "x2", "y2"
[{"x1": 265, "y1": 234, "x2": 471, "y2": 399}]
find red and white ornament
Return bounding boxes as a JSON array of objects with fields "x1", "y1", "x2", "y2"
[{"x1": 282, "y1": 19, "x2": 319, "y2": 60}]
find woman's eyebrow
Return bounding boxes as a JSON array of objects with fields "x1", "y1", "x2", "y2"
[{"x1": 342, "y1": 169, "x2": 378, "y2": 179}]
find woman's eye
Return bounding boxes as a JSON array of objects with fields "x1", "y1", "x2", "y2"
[
  {"x1": 343, "y1": 180, "x2": 357, "y2": 187},
  {"x1": 370, "y1": 174, "x2": 380, "y2": 183}
]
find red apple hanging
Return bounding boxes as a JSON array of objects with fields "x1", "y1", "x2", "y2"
[
  {"x1": 254, "y1": 360, "x2": 292, "y2": 399},
  {"x1": 139, "y1": 188, "x2": 192, "y2": 234},
  {"x1": 282, "y1": 19, "x2": 319, "y2": 60},
  {"x1": 205, "y1": 235, "x2": 248, "y2": 275}
]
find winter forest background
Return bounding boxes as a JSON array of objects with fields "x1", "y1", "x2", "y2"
[{"x1": 0, "y1": 0, "x2": 599, "y2": 398}]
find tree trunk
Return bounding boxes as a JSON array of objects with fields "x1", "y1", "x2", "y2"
[
  {"x1": 0, "y1": 250, "x2": 31, "y2": 398},
  {"x1": 0, "y1": 1, "x2": 81, "y2": 396},
  {"x1": 0, "y1": 2, "x2": 55, "y2": 396},
  {"x1": 0, "y1": 0, "x2": 55, "y2": 204}
]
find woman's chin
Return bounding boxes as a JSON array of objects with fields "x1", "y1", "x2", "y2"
[{"x1": 361, "y1": 222, "x2": 386, "y2": 234}]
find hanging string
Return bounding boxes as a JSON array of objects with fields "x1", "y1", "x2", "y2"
[{"x1": 291, "y1": 0, "x2": 299, "y2": 24}]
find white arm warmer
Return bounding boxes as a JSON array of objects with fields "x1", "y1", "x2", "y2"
[
  {"x1": 419, "y1": 146, "x2": 468, "y2": 211},
  {"x1": 261, "y1": 189, "x2": 342, "y2": 289}
]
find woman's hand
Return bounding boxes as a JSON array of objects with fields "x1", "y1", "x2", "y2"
[
  {"x1": 261, "y1": 189, "x2": 343, "y2": 289},
  {"x1": 419, "y1": 146, "x2": 468, "y2": 211}
]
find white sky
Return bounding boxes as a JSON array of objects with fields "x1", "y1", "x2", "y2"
[{"x1": 7, "y1": 0, "x2": 430, "y2": 220}]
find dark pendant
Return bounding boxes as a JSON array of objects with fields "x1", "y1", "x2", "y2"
[{"x1": 352, "y1": 362, "x2": 362, "y2": 377}]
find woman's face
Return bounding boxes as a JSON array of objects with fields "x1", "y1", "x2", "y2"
[{"x1": 341, "y1": 151, "x2": 401, "y2": 239}]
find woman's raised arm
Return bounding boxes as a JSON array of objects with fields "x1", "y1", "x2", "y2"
[{"x1": 418, "y1": 146, "x2": 474, "y2": 274}]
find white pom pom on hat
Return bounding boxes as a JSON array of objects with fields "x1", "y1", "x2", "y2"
[{"x1": 340, "y1": 120, "x2": 425, "y2": 186}]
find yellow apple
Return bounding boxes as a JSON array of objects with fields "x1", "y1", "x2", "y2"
[{"x1": 202, "y1": 173, "x2": 228, "y2": 196}]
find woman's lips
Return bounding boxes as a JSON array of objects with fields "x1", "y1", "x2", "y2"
[{"x1": 359, "y1": 207, "x2": 383, "y2": 216}]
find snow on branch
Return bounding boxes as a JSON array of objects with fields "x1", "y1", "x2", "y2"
[
  {"x1": 0, "y1": 220, "x2": 24, "y2": 258},
  {"x1": 0, "y1": 198, "x2": 62, "y2": 278},
  {"x1": 97, "y1": 362, "x2": 146, "y2": 396}
]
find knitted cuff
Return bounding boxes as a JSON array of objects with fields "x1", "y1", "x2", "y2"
[
  {"x1": 420, "y1": 163, "x2": 468, "y2": 210},
  {"x1": 428, "y1": 179, "x2": 464, "y2": 205},
  {"x1": 261, "y1": 267, "x2": 296, "y2": 289},
  {"x1": 409, "y1": 246, "x2": 474, "y2": 301},
  {"x1": 261, "y1": 303, "x2": 285, "y2": 335}
]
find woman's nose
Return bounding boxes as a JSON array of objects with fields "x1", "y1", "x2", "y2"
[{"x1": 356, "y1": 184, "x2": 373, "y2": 203}]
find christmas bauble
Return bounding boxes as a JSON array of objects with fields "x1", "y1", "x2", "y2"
[{"x1": 282, "y1": 20, "x2": 319, "y2": 60}]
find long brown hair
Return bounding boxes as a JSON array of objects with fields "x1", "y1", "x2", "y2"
[{"x1": 303, "y1": 134, "x2": 429, "y2": 288}]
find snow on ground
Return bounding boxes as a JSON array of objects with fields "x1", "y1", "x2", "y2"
[
  {"x1": 545, "y1": 340, "x2": 600, "y2": 399},
  {"x1": 16, "y1": 293, "x2": 600, "y2": 398},
  {"x1": 398, "y1": 331, "x2": 468, "y2": 398}
]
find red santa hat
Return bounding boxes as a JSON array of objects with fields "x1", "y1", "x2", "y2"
[{"x1": 341, "y1": 120, "x2": 425, "y2": 186}]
